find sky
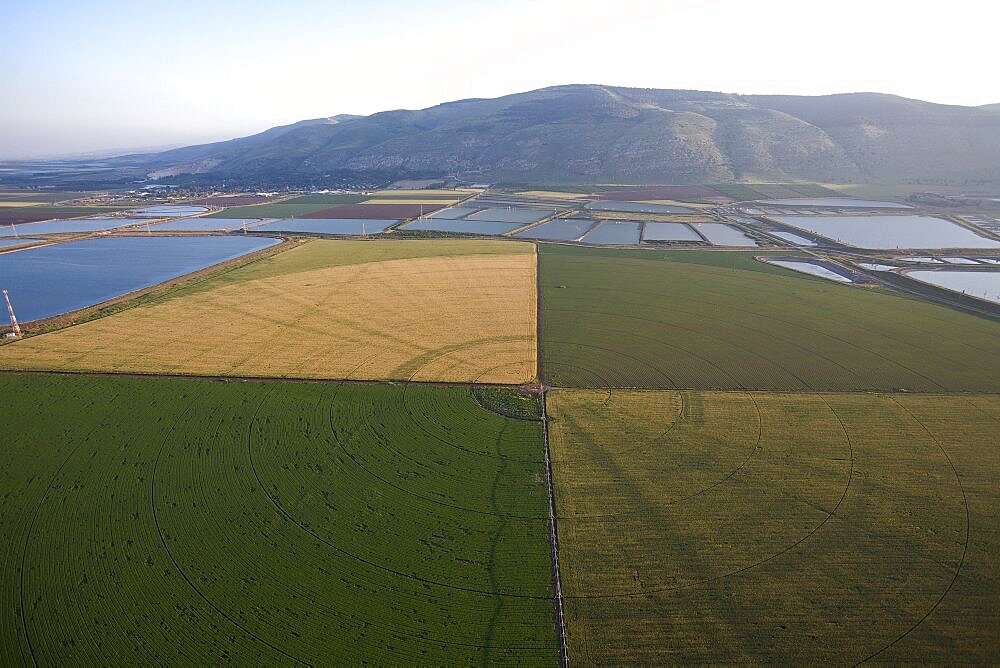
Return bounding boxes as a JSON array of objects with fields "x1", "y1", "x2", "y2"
[{"x1": 2, "y1": 0, "x2": 999, "y2": 159}]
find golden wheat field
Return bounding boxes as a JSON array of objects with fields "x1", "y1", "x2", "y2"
[
  {"x1": 547, "y1": 389, "x2": 1000, "y2": 664},
  {"x1": 0, "y1": 240, "x2": 538, "y2": 383}
]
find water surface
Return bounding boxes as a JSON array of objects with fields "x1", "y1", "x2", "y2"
[
  {"x1": 0, "y1": 218, "x2": 149, "y2": 236},
  {"x1": 465, "y1": 207, "x2": 551, "y2": 224},
  {"x1": 154, "y1": 217, "x2": 265, "y2": 232},
  {"x1": 772, "y1": 215, "x2": 1000, "y2": 249},
  {"x1": 770, "y1": 231, "x2": 817, "y2": 246},
  {"x1": 643, "y1": 222, "x2": 701, "y2": 241},
  {"x1": 0, "y1": 235, "x2": 279, "y2": 322},
  {"x1": 514, "y1": 218, "x2": 596, "y2": 241},
  {"x1": 580, "y1": 221, "x2": 643, "y2": 245},
  {"x1": 693, "y1": 223, "x2": 758, "y2": 246},
  {"x1": 129, "y1": 205, "x2": 210, "y2": 218},
  {"x1": 403, "y1": 219, "x2": 524, "y2": 235},
  {"x1": 764, "y1": 259, "x2": 853, "y2": 283},
  {"x1": 907, "y1": 270, "x2": 1000, "y2": 304},
  {"x1": 255, "y1": 219, "x2": 394, "y2": 235},
  {"x1": 427, "y1": 207, "x2": 481, "y2": 220}
]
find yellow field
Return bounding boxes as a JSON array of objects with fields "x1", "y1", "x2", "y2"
[
  {"x1": 549, "y1": 389, "x2": 1000, "y2": 664},
  {"x1": 0, "y1": 240, "x2": 538, "y2": 383},
  {"x1": 0, "y1": 201, "x2": 43, "y2": 207}
]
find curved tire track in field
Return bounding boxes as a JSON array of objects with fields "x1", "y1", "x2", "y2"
[
  {"x1": 545, "y1": 309, "x2": 830, "y2": 391},
  {"x1": 149, "y1": 390, "x2": 310, "y2": 666},
  {"x1": 481, "y1": 423, "x2": 510, "y2": 666},
  {"x1": 544, "y1": 282, "x2": 951, "y2": 390},
  {"x1": 329, "y1": 355, "x2": 550, "y2": 520},
  {"x1": 546, "y1": 305, "x2": 894, "y2": 391},
  {"x1": 391, "y1": 354, "x2": 544, "y2": 463},
  {"x1": 565, "y1": 393, "x2": 855, "y2": 600},
  {"x1": 855, "y1": 397, "x2": 971, "y2": 665},
  {"x1": 551, "y1": 391, "x2": 764, "y2": 520},
  {"x1": 549, "y1": 255, "x2": 996, "y2": 365},
  {"x1": 18, "y1": 438, "x2": 89, "y2": 667},
  {"x1": 17, "y1": 389, "x2": 125, "y2": 668},
  {"x1": 543, "y1": 338, "x2": 683, "y2": 389},
  {"x1": 240, "y1": 375, "x2": 556, "y2": 659},
  {"x1": 248, "y1": 378, "x2": 552, "y2": 602}
]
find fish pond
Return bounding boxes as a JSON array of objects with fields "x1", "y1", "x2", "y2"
[
  {"x1": 642, "y1": 222, "x2": 702, "y2": 242},
  {"x1": 772, "y1": 215, "x2": 1000, "y2": 249},
  {"x1": 692, "y1": 223, "x2": 759, "y2": 246},
  {"x1": 153, "y1": 217, "x2": 265, "y2": 232},
  {"x1": 427, "y1": 207, "x2": 482, "y2": 220},
  {"x1": 763, "y1": 259, "x2": 854, "y2": 283},
  {"x1": 403, "y1": 219, "x2": 524, "y2": 235},
  {"x1": 514, "y1": 218, "x2": 596, "y2": 241},
  {"x1": 0, "y1": 217, "x2": 149, "y2": 236},
  {"x1": 0, "y1": 235, "x2": 279, "y2": 322},
  {"x1": 906, "y1": 270, "x2": 1000, "y2": 304},
  {"x1": 465, "y1": 207, "x2": 551, "y2": 224},
  {"x1": 129, "y1": 205, "x2": 210, "y2": 218},
  {"x1": 255, "y1": 219, "x2": 395, "y2": 235},
  {"x1": 770, "y1": 230, "x2": 818, "y2": 246},
  {"x1": 580, "y1": 221, "x2": 643, "y2": 245}
]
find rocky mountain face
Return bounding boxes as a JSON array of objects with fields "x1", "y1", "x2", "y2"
[{"x1": 26, "y1": 86, "x2": 1000, "y2": 186}]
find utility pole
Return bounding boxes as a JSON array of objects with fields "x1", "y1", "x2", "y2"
[{"x1": 3, "y1": 289, "x2": 22, "y2": 338}]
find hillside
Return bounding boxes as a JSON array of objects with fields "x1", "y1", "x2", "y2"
[{"x1": 10, "y1": 85, "x2": 1000, "y2": 186}]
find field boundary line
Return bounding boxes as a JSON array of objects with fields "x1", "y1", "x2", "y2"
[
  {"x1": 541, "y1": 392, "x2": 570, "y2": 666},
  {"x1": 5, "y1": 370, "x2": 999, "y2": 398},
  {"x1": 0, "y1": 368, "x2": 531, "y2": 389},
  {"x1": 535, "y1": 244, "x2": 544, "y2": 385}
]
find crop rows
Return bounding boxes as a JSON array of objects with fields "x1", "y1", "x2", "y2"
[
  {"x1": 547, "y1": 389, "x2": 1000, "y2": 664},
  {"x1": 0, "y1": 240, "x2": 539, "y2": 385},
  {"x1": 0, "y1": 374, "x2": 557, "y2": 664},
  {"x1": 539, "y1": 244, "x2": 1000, "y2": 391}
]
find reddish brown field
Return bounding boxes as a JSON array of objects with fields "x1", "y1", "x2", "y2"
[
  {"x1": 595, "y1": 185, "x2": 731, "y2": 202},
  {"x1": 0, "y1": 208, "x2": 118, "y2": 225},
  {"x1": 0, "y1": 210, "x2": 54, "y2": 225},
  {"x1": 302, "y1": 203, "x2": 446, "y2": 219},
  {"x1": 187, "y1": 196, "x2": 272, "y2": 206}
]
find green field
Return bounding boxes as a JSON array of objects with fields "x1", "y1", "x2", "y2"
[
  {"x1": 0, "y1": 205, "x2": 124, "y2": 222},
  {"x1": 4, "y1": 227, "x2": 1000, "y2": 666},
  {"x1": 538, "y1": 244, "x2": 1000, "y2": 391},
  {"x1": 548, "y1": 389, "x2": 1000, "y2": 664},
  {"x1": 0, "y1": 191, "x2": 94, "y2": 204},
  {"x1": 1, "y1": 374, "x2": 557, "y2": 664},
  {"x1": 211, "y1": 194, "x2": 368, "y2": 218}
]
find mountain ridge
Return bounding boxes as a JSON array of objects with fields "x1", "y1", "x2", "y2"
[{"x1": 10, "y1": 85, "x2": 1000, "y2": 187}]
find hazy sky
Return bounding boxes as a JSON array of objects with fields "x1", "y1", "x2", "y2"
[{"x1": 3, "y1": 0, "x2": 999, "y2": 158}]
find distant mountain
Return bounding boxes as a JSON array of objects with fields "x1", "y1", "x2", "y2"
[{"x1": 12, "y1": 86, "x2": 1000, "y2": 186}]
